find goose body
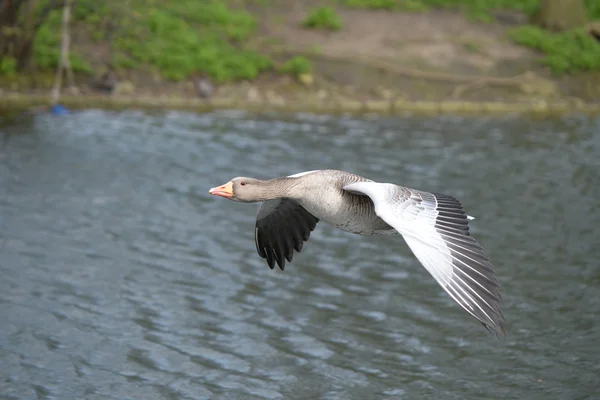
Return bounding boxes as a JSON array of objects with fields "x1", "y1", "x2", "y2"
[
  {"x1": 286, "y1": 170, "x2": 393, "y2": 234},
  {"x1": 209, "y1": 170, "x2": 505, "y2": 336}
]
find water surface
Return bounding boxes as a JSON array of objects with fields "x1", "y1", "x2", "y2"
[{"x1": 1, "y1": 110, "x2": 599, "y2": 399}]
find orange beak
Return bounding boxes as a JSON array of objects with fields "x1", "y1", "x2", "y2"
[{"x1": 209, "y1": 181, "x2": 234, "y2": 198}]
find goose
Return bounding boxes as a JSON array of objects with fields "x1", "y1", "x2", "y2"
[{"x1": 209, "y1": 170, "x2": 505, "y2": 335}]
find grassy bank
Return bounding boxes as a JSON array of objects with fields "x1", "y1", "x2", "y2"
[
  {"x1": 1, "y1": 1, "x2": 599, "y2": 81},
  {"x1": 1, "y1": 0, "x2": 600, "y2": 114},
  {"x1": 339, "y1": 0, "x2": 600, "y2": 74}
]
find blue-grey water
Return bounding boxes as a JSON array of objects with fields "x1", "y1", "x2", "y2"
[{"x1": 1, "y1": 110, "x2": 599, "y2": 400}]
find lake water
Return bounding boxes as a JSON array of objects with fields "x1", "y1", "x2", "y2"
[{"x1": 1, "y1": 110, "x2": 599, "y2": 400}]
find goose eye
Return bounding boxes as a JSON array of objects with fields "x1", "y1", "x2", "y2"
[{"x1": 240, "y1": 181, "x2": 246, "y2": 186}]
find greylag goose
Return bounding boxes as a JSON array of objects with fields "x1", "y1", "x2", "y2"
[{"x1": 209, "y1": 170, "x2": 504, "y2": 335}]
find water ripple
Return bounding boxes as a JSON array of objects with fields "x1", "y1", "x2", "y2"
[{"x1": 0, "y1": 111, "x2": 599, "y2": 399}]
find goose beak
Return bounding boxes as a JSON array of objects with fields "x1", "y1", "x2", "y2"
[{"x1": 209, "y1": 181, "x2": 234, "y2": 198}]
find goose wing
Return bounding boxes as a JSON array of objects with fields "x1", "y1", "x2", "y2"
[
  {"x1": 344, "y1": 181, "x2": 505, "y2": 335},
  {"x1": 255, "y1": 198, "x2": 319, "y2": 270}
]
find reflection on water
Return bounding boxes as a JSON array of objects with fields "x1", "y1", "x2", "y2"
[{"x1": 1, "y1": 110, "x2": 599, "y2": 399}]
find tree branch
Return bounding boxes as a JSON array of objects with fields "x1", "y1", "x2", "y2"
[
  {"x1": 50, "y1": 0, "x2": 72, "y2": 104},
  {"x1": 34, "y1": 0, "x2": 79, "y2": 31}
]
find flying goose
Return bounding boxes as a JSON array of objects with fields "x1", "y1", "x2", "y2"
[{"x1": 209, "y1": 170, "x2": 505, "y2": 335}]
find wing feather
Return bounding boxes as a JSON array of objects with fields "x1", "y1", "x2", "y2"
[
  {"x1": 343, "y1": 181, "x2": 505, "y2": 335},
  {"x1": 255, "y1": 198, "x2": 319, "y2": 270}
]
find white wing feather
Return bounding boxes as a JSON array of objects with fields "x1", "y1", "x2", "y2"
[
  {"x1": 343, "y1": 181, "x2": 504, "y2": 335},
  {"x1": 288, "y1": 170, "x2": 319, "y2": 178}
]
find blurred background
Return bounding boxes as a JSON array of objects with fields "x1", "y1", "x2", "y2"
[
  {"x1": 1, "y1": 0, "x2": 600, "y2": 105},
  {"x1": 1, "y1": 1, "x2": 600, "y2": 400}
]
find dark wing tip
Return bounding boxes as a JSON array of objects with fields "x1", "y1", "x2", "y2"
[
  {"x1": 447, "y1": 269, "x2": 506, "y2": 337},
  {"x1": 482, "y1": 320, "x2": 506, "y2": 338},
  {"x1": 482, "y1": 304, "x2": 506, "y2": 337},
  {"x1": 433, "y1": 193, "x2": 506, "y2": 336}
]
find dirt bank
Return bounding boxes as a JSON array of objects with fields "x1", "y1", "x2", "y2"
[{"x1": 2, "y1": 4, "x2": 600, "y2": 116}]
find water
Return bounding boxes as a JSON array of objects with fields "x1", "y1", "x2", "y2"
[{"x1": 1, "y1": 110, "x2": 599, "y2": 400}]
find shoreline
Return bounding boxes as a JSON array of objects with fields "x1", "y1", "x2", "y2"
[
  {"x1": 2, "y1": 93, "x2": 599, "y2": 117},
  {"x1": 3, "y1": 2, "x2": 600, "y2": 120}
]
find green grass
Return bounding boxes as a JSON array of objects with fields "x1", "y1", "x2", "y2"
[
  {"x1": 342, "y1": 0, "x2": 540, "y2": 19},
  {"x1": 279, "y1": 56, "x2": 313, "y2": 76},
  {"x1": 587, "y1": 0, "x2": 600, "y2": 19},
  {"x1": 18, "y1": 0, "x2": 600, "y2": 80},
  {"x1": 342, "y1": 0, "x2": 399, "y2": 10},
  {"x1": 30, "y1": 0, "x2": 274, "y2": 82},
  {"x1": 32, "y1": 11, "x2": 94, "y2": 74},
  {"x1": 0, "y1": 57, "x2": 17, "y2": 76},
  {"x1": 510, "y1": 25, "x2": 600, "y2": 73},
  {"x1": 112, "y1": 4, "x2": 272, "y2": 82},
  {"x1": 111, "y1": 1, "x2": 272, "y2": 82},
  {"x1": 342, "y1": 0, "x2": 600, "y2": 21},
  {"x1": 303, "y1": 7, "x2": 343, "y2": 31}
]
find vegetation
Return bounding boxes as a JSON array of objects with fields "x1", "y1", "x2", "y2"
[
  {"x1": 1, "y1": 0, "x2": 600, "y2": 86},
  {"x1": 0, "y1": 57, "x2": 17, "y2": 76},
  {"x1": 73, "y1": 0, "x2": 273, "y2": 82},
  {"x1": 342, "y1": 0, "x2": 540, "y2": 17},
  {"x1": 342, "y1": 0, "x2": 600, "y2": 22},
  {"x1": 341, "y1": 0, "x2": 600, "y2": 73},
  {"x1": 1, "y1": 0, "x2": 274, "y2": 82},
  {"x1": 0, "y1": 0, "x2": 68, "y2": 70},
  {"x1": 33, "y1": 14, "x2": 93, "y2": 74},
  {"x1": 303, "y1": 7, "x2": 343, "y2": 31},
  {"x1": 506, "y1": 0, "x2": 600, "y2": 74},
  {"x1": 510, "y1": 26, "x2": 600, "y2": 73},
  {"x1": 342, "y1": 0, "x2": 400, "y2": 10},
  {"x1": 279, "y1": 56, "x2": 313, "y2": 76}
]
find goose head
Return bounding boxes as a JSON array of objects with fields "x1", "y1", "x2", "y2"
[{"x1": 209, "y1": 177, "x2": 267, "y2": 202}]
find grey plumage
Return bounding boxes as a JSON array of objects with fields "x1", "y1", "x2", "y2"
[{"x1": 209, "y1": 169, "x2": 505, "y2": 336}]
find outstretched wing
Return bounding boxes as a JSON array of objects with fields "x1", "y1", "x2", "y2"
[
  {"x1": 343, "y1": 181, "x2": 505, "y2": 336},
  {"x1": 255, "y1": 198, "x2": 319, "y2": 270}
]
